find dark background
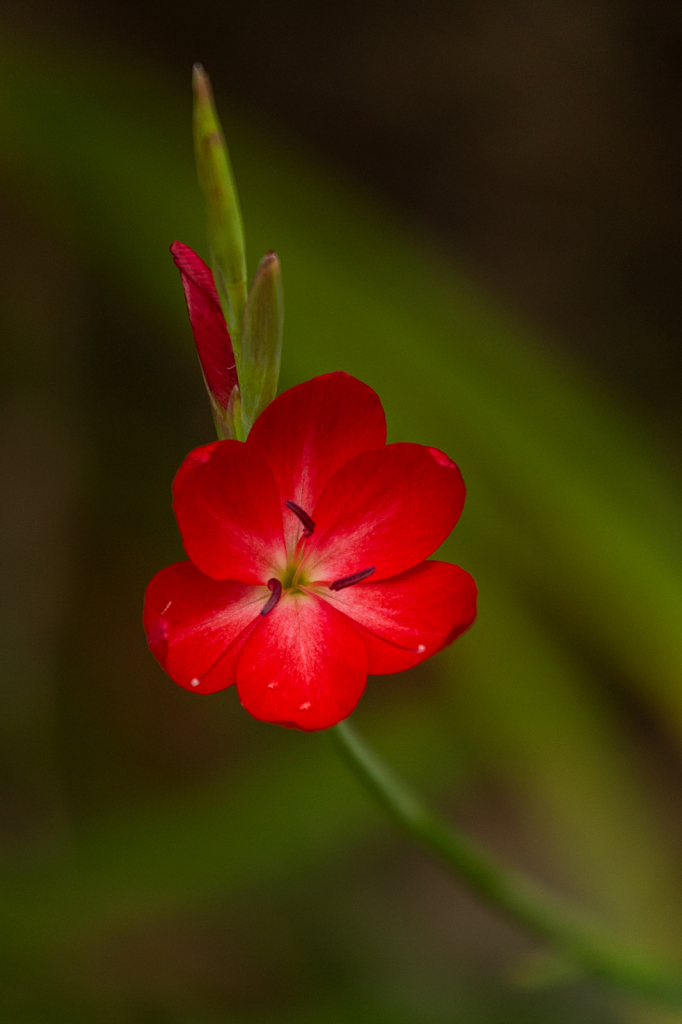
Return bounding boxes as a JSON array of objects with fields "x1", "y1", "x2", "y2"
[
  {"x1": 10, "y1": 0, "x2": 682, "y2": 432},
  {"x1": 2, "y1": 3, "x2": 682, "y2": 1023}
]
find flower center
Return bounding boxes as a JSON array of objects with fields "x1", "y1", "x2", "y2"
[
  {"x1": 275, "y1": 554, "x2": 312, "y2": 599},
  {"x1": 272, "y1": 499, "x2": 375, "y2": 602},
  {"x1": 281, "y1": 562, "x2": 305, "y2": 590}
]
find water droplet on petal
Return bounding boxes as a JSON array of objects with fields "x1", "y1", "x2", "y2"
[
  {"x1": 267, "y1": 681, "x2": 279, "y2": 690},
  {"x1": 298, "y1": 700, "x2": 313, "y2": 712},
  {"x1": 190, "y1": 677, "x2": 201, "y2": 687},
  {"x1": 416, "y1": 644, "x2": 426, "y2": 654}
]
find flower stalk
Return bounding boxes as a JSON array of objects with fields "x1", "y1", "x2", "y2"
[
  {"x1": 168, "y1": 63, "x2": 682, "y2": 1009},
  {"x1": 330, "y1": 718, "x2": 682, "y2": 1006}
]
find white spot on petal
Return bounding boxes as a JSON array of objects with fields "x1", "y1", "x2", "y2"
[
  {"x1": 190, "y1": 677, "x2": 201, "y2": 687},
  {"x1": 298, "y1": 701, "x2": 313, "y2": 711},
  {"x1": 161, "y1": 601, "x2": 172, "y2": 615},
  {"x1": 416, "y1": 644, "x2": 426, "y2": 654}
]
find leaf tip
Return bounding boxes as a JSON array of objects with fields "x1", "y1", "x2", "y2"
[{"x1": 192, "y1": 63, "x2": 210, "y2": 96}]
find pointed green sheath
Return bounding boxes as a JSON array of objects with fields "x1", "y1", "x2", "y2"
[
  {"x1": 240, "y1": 252, "x2": 284, "y2": 435},
  {"x1": 192, "y1": 63, "x2": 247, "y2": 375}
]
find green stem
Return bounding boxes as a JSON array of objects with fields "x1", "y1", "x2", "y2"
[{"x1": 330, "y1": 718, "x2": 682, "y2": 1005}]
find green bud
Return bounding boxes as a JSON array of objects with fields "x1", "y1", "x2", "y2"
[
  {"x1": 192, "y1": 63, "x2": 247, "y2": 375},
  {"x1": 205, "y1": 382, "x2": 243, "y2": 442},
  {"x1": 240, "y1": 252, "x2": 284, "y2": 435}
]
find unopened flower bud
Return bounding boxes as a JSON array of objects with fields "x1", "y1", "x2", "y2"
[
  {"x1": 170, "y1": 241, "x2": 242, "y2": 440},
  {"x1": 240, "y1": 252, "x2": 284, "y2": 435},
  {"x1": 192, "y1": 63, "x2": 247, "y2": 372}
]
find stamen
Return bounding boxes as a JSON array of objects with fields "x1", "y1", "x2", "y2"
[
  {"x1": 261, "y1": 578, "x2": 282, "y2": 616},
  {"x1": 285, "y1": 500, "x2": 315, "y2": 537},
  {"x1": 329, "y1": 567, "x2": 376, "y2": 591}
]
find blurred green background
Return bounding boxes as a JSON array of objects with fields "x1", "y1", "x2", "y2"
[{"x1": 1, "y1": 4, "x2": 682, "y2": 1022}]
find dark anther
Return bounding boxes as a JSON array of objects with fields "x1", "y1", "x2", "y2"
[
  {"x1": 285, "y1": 500, "x2": 316, "y2": 537},
  {"x1": 329, "y1": 567, "x2": 376, "y2": 591},
  {"x1": 261, "y1": 578, "x2": 283, "y2": 616}
]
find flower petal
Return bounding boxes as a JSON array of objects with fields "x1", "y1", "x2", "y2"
[
  {"x1": 144, "y1": 562, "x2": 266, "y2": 693},
  {"x1": 305, "y1": 443, "x2": 466, "y2": 582},
  {"x1": 173, "y1": 440, "x2": 287, "y2": 583},
  {"x1": 171, "y1": 241, "x2": 238, "y2": 408},
  {"x1": 246, "y1": 373, "x2": 386, "y2": 549},
  {"x1": 172, "y1": 441, "x2": 220, "y2": 501},
  {"x1": 319, "y1": 561, "x2": 477, "y2": 674},
  {"x1": 236, "y1": 593, "x2": 368, "y2": 730}
]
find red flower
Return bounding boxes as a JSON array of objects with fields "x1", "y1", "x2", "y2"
[{"x1": 144, "y1": 373, "x2": 477, "y2": 730}]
